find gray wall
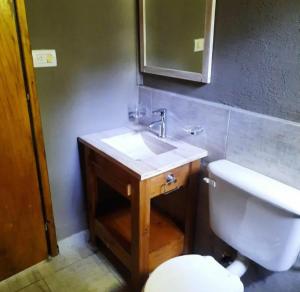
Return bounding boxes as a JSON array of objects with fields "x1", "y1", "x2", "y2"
[
  {"x1": 141, "y1": 3, "x2": 300, "y2": 290},
  {"x1": 143, "y1": 0, "x2": 300, "y2": 123},
  {"x1": 25, "y1": 0, "x2": 138, "y2": 239}
]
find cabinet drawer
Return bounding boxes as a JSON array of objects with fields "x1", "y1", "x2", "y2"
[
  {"x1": 91, "y1": 152, "x2": 134, "y2": 198},
  {"x1": 149, "y1": 164, "x2": 190, "y2": 198}
]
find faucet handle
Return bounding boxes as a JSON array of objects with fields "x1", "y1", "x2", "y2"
[{"x1": 152, "y1": 108, "x2": 167, "y2": 116}]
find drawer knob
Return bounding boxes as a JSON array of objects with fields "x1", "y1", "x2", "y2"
[{"x1": 166, "y1": 174, "x2": 177, "y2": 185}]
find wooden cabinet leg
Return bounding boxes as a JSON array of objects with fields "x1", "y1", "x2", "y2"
[
  {"x1": 131, "y1": 180, "x2": 150, "y2": 291},
  {"x1": 84, "y1": 147, "x2": 98, "y2": 245},
  {"x1": 184, "y1": 161, "x2": 201, "y2": 253}
]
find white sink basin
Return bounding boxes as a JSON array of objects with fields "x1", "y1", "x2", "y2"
[
  {"x1": 80, "y1": 127, "x2": 208, "y2": 179},
  {"x1": 102, "y1": 131, "x2": 176, "y2": 161}
]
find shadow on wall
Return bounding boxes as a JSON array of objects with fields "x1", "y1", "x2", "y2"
[{"x1": 25, "y1": 0, "x2": 138, "y2": 239}]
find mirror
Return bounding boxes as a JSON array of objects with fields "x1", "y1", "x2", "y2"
[{"x1": 139, "y1": 0, "x2": 216, "y2": 83}]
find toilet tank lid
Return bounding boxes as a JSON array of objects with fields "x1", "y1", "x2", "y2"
[{"x1": 208, "y1": 160, "x2": 300, "y2": 216}]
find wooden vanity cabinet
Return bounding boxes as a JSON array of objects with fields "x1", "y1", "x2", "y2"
[{"x1": 81, "y1": 143, "x2": 200, "y2": 291}]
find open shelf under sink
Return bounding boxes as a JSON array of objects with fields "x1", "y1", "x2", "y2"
[{"x1": 94, "y1": 206, "x2": 184, "y2": 271}]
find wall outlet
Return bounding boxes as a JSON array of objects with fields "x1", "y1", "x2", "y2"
[
  {"x1": 194, "y1": 38, "x2": 205, "y2": 52},
  {"x1": 32, "y1": 50, "x2": 57, "y2": 68}
]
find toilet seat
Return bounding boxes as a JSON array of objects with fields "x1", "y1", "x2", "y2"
[{"x1": 144, "y1": 255, "x2": 244, "y2": 292}]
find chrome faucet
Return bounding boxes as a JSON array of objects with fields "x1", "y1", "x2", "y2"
[{"x1": 148, "y1": 108, "x2": 167, "y2": 138}]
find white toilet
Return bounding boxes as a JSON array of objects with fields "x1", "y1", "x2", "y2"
[{"x1": 144, "y1": 160, "x2": 300, "y2": 292}]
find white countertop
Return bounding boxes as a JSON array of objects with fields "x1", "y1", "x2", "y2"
[{"x1": 79, "y1": 127, "x2": 208, "y2": 180}]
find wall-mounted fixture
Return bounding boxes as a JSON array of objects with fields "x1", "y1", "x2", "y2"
[
  {"x1": 139, "y1": 0, "x2": 216, "y2": 83},
  {"x1": 32, "y1": 49, "x2": 57, "y2": 68}
]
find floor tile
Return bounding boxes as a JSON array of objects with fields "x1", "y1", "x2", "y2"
[
  {"x1": 1, "y1": 268, "x2": 42, "y2": 292},
  {"x1": 19, "y1": 280, "x2": 50, "y2": 292},
  {"x1": 0, "y1": 280, "x2": 9, "y2": 292},
  {"x1": 33, "y1": 253, "x2": 80, "y2": 279},
  {"x1": 0, "y1": 231, "x2": 125, "y2": 292},
  {"x1": 44, "y1": 254, "x2": 121, "y2": 292},
  {"x1": 33, "y1": 231, "x2": 96, "y2": 279}
]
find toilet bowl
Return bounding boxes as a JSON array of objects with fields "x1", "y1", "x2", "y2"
[
  {"x1": 144, "y1": 255, "x2": 244, "y2": 292},
  {"x1": 144, "y1": 160, "x2": 300, "y2": 292}
]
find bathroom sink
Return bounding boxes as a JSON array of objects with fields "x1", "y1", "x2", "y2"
[
  {"x1": 102, "y1": 131, "x2": 176, "y2": 161},
  {"x1": 80, "y1": 127, "x2": 208, "y2": 179}
]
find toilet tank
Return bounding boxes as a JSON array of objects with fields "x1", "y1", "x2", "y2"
[{"x1": 208, "y1": 160, "x2": 300, "y2": 272}]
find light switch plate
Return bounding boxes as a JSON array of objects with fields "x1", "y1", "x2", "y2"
[
  {"x1": 32, "y1": 50, "x2": 57, "y2": 68},
  {"x1": 194, "y1": 38, "x2": 205, "y2": 52}
]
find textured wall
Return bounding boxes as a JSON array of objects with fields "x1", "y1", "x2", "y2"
[
  {"x1": 25, "y1": 0, "x2": 138, "y2": 239},
  {"x1": 143, "y1": 0, "x2": 300, "y2": 123}
]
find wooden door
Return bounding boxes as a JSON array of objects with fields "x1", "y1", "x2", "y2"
[{"x1": 0, "y1": 0, "x2": 48, "y2": 280}]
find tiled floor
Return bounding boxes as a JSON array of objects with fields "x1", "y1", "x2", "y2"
[
  {"x1": 2, "y1": 231, "x2": 300, "y2": 292},
  {"x1": 0, "y1": 231, "x2": 127, "y2": 292}
]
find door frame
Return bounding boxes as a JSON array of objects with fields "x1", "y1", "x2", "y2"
[{"x1": 14, "y1": 0, "x2": 59, "y2": 257}]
